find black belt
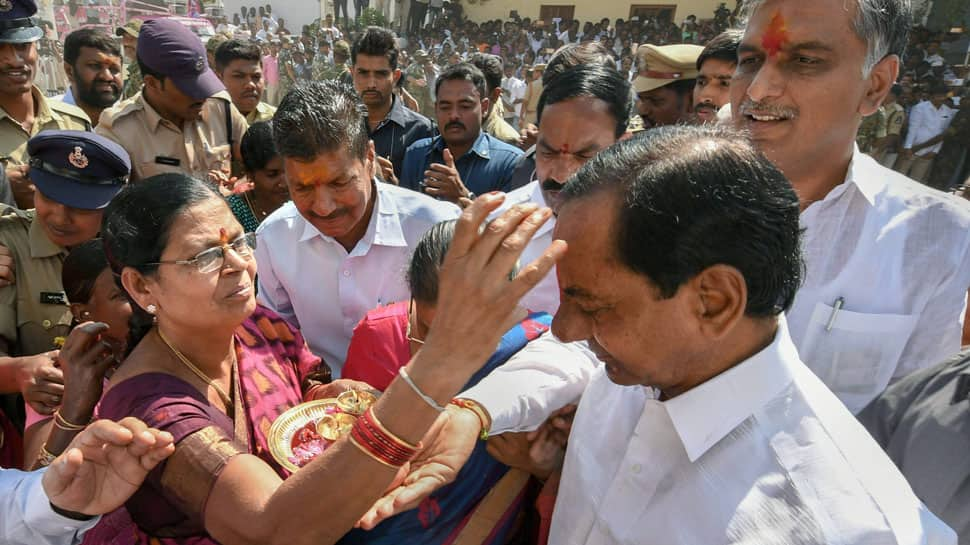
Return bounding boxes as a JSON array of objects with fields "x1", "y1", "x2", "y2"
[{"x1": 29, "y1": 157, "x2": 128, "y2": 186}]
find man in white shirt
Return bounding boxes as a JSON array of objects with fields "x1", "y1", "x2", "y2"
[
  {"x1": 3, "y1": 418, "x2": 173, "y2": 545},
  {"x1": 500, "y1": 64, "x2": 525, "y2": 128},
  {"x1": 366, "y1": 126, "x2": 953, "y2": 544},
  {"x1": 256, "y1": 81, "x2": 458, "y2": 375},
  {"x1": 731, "y1": 0, "x2": 970, "y2": 413},
  {"x1": 896, "y1": 84, "x2": 955, "y2": 183}
]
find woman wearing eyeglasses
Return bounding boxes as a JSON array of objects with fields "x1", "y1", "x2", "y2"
[{"x1": 92, "y1": 173, "x2": 560, "y2": 544}]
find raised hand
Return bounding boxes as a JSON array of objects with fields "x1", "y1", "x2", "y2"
[
  {"x1": 357, "y1": 407, "x2": 481, "y2": 530},
  {"x1": 42, "y1": 417, "x2": 175, "y2": 516},
  {"x1": 18, "y1": 351, "x2": 63, "y2": 415},
  {"x1": 0, "y1": 243, "x2": 15, "y2": 287},
  {"x1": 423, "y1": 149, "x2": 469, "y2": 203}
]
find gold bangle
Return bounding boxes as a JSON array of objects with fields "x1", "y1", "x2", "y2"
[
  {"x1": 450, "y1": 398, "x2": 492, "y2": 440},
  {"x1": 36, "y1": 443, "x2": 57, "y2": 467},
  {"x1": 53, "y1": 411, "x2": 87, "y2": 432},
  {"x1": 347, "y1": 434, "x2": 400, "y2": 469}
]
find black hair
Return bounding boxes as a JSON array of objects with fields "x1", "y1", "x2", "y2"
[
  {"x1": 101, "y1": 174, "x2": 222, "y2": 354},
  {"x1": 407, "y1": 220, "x2": 457, "y2": 303},
  {"x1": 890, "y1": 84, "x2": 902, "y2": 96},
  {"x1": 407, "y1": 219, "x2": 517, "y2": 303},
  {"x1": 538, "y1": 64, "x2": 632, "y2": 138},
  {"x1": 544, "y1": 42, "x2": 617, "y2": 85},
  {"x1": 434, "y1": 62, "x2": 487, "y2": 99},
  {"x1": 214, "y1": 38, "x2": 263, "y2": 72},
  {"x1": 351, "y1": 26, "x2": 400, "y2": 70},
  {"x1": 560, "y1": 125, "x2": 803, "y2": 317},
  {"x1": 273, "y1": 80, "x2": 369, "y2": 161},
  {"x1": 468, "y1": 53, "x2": 503, "y2": 95},
  {"x1": 62, "y1": 239, "x2": 109, "y2": 305},
  {"x1": 64, "y1": 28, "x2": 120, "y2": 66},
  {"x1": 240, "y1": 121, "x2": 279, "y2": 172},
  {"x1": 696, "y1": 29, "x2": 742, "y2": 70},
  {"x1": 929, "y1": 83, "x2": 948, "y2": 96}
]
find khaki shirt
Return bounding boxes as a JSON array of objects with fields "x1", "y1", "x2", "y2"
[
  {"x1": 881, "y1": 103, "x2": 906, "y2": 137},
  {"x1": 483, "y1": 104, "x2": 520, "y2": 146},
  {"x1": 96, "y1": 90, "x2": 248, "y2": 182},
  {"x1": 0, "y1": 86, "x2": 91, "y2": 167},
  {"x1": 245, "y1": 101, "x2": 276, "y2": 124},
  {"x1": 0, "y1": 209, "x2": 70, "y2": 357}
]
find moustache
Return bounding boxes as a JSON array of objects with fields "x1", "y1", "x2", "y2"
[
  {"x1": 738, "y1": 98, "x2": 798, "y2": 120},
  {"x1": 445, "y1": 122, "x2": 466, "y2": 131},
  {"x1": 541, "y1": 178, "x2": 564, "y2": 192},
  {"x1": 311, "y1": 207, "x2": 348, "y2": 221}
]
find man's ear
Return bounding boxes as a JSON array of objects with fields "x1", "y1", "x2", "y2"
[
  {"x1": 860, "y1": 54, "x2": 899, "y2": 117},
  {"x1": 63, "y1": 61, "x2": 75, "y2": 84}
]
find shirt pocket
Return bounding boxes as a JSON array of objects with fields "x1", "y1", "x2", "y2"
[{"x1": 799, "y1": 301, "x2": 919, "y2": 411}]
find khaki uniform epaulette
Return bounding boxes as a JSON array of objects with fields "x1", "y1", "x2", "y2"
[{"x1": 48, "y1": 100, "x2": 92, "y2": 129}]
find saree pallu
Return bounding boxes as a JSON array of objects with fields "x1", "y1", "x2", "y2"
[
  {"x1": 92, "y1": 305, "x2": 325, "y2": 545},
  {"x1": 339, "y1": 312, "x2": 553, "y2": 545}
]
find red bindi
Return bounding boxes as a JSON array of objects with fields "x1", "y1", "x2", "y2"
[
  {"x1": 761, "y1": 11, "x2": 789, "y2": 58},
  {"x1": 559, "y1": 144, "x2": 570, "y2": 155}
]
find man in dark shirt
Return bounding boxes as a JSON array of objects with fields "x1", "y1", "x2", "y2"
[
  {"x1": 351, "y1": 27, "x2": 433, "y2": 184},
  {"x1": 400, "y1": 63, "x2": 522, "y2": 204}
]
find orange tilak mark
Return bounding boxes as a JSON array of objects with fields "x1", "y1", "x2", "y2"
[
  {"x1": 219, "y1": 227, "x2": 229, "y2": 245},
  {"x1": 761, "y1": 12, "x2": 789, "y2": 57},
  {"x1": 559, "y1": 144, "x2": 570, "y2": 154}
]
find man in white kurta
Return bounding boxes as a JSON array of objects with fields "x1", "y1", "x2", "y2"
[{"x1": 730, "y1": 0, "x2": 970, "y2": 414}]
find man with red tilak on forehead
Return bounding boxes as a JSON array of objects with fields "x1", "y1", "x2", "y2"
[{"x1": 731, "y1": 0, "x2": 970, "y2": 414}]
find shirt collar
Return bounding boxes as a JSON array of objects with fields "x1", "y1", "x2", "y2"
[
  {"x1": 430, "y1": 131, "x2": 491, "y2": 160},
  {"x1": 298, "y1": 179, "x2": 408, "y2": 249},
  {"x1": 28, "y1": 216, "x2": 65, "y2": 259},
  {"x1": 383, "y1": 95, "x2": 410, "y2": 128},
  {"x1": 843, "y1": 145, "x2": 883, "y2": 206},
  {"x1": 663, "y1": 317, "x2": 798, "y2": 462}
]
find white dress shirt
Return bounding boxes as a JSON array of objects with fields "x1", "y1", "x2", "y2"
[
  {"x1": 489, "y1": 180, "x2": 560, "y2": 314},
  {"x1": 1, "y1": 468, "x2": 99, "y2": 545},
  {"x1": 903, "y1": 100, "x2": 956, "y2": 156},
  {"x1": 550, "y1": 320, "x2": 956, "y2": 545},
  {"x1": 460, "y1": 331, "x2": 598, "y2": 434},
  {"x1": 255, "y1": 181, "x2": 459, "y2": 375},
  {"x1": 789, "y1": 149, "x2": 970, "y2": 413}
]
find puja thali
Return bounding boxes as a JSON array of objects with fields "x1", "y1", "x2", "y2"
[{"x1": 268, "y1": 389, "x2": 379, "y2": 472}]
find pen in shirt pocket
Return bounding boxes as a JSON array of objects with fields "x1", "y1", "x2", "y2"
[{"x1": 825, "y1": 297, "x2": 845, "y2": 332}]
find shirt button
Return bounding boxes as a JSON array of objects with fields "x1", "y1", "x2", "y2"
[
  {"x1": 343, "y1": 270, "x2": 351, "y2": 277},
  {"x1": 631, "y1": 464, "x2": 642, "y2": 474},
  {"x1": 42, "y1": 319, "x2": 52, "y2": 329}
]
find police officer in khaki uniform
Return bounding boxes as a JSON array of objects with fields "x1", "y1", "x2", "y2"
[
  {"x1": 116, "y1": 20, "x2": 143, "y2": 100},
  {"x1": 0, "y1": 0, "x2": 91, "y2": 210},
  {"x1": 0, "y1": 130, "x2": 128, "y2": 429},
  {"x1": 97, "y1": 18, "x2": 247, "y2": 183}
]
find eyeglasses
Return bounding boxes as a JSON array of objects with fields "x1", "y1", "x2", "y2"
[
  {"x1": 406, "y1": 298, "x2": 425, "y2": 347},
  {"x1": 148, "y1": 232, "x2": 257, "y2": 274}
]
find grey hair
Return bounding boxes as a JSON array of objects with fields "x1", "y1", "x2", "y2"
[{"x1": 741, "y1": 0, "x2": 911, "y2": 77}]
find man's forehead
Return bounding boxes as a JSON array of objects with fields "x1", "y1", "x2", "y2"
[{"x1": 741, "y1": 0, "x2": 857, "y2": 49}]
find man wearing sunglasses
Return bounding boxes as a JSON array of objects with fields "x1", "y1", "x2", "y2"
[{"x1": 0, "y1": 130, "x2": 129, "y2": 467}]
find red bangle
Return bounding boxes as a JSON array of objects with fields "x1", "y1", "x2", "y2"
[{"x1": 348, "y1": 408, "x2": 421, "y2": 467}]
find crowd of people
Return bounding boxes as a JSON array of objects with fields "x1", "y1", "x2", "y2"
[{"x1": 0, "y1": 0, "x2": 969, "y2": 544}]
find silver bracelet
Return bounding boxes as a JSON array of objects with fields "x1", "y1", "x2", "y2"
[{"x1": 398, "y1": 367, "x2": 446, "y2": 412}]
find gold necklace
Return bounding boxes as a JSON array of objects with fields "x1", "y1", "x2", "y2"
[
  {"x1": 157, "y1": 328, "x2": 235, "y2": 409},
  {"x1": 243, "y1": 191, "x2": 270, "y2": 219}
]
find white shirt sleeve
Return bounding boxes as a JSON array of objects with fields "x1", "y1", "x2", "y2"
[
  {"x1": 1, "y1": 468, "x2": 99, "y2": 545},
  {"x1": 254, "y1": 229, "x2": 299, "y2": 328},
  {"x1": 459, "y1": 333, "x2": 598, "y2": 434},
  {"x1": 903, "y1": 103, "x2": 925, "y2": 150}
]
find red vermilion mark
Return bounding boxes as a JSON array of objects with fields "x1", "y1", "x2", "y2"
[
  {"x1": 761, "y1": 11, "x2": 789, "y2": 57},
  {"x1": 559, "y1": 144, "x2": 570, "y2": 154},
  {"x1": 219, "y1": 227, "x2": 229, "y2": 245}
]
